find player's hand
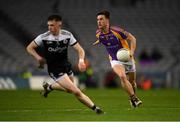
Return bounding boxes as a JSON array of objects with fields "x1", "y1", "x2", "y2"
[
  {"x1": 78, "y1": 59, "x2": 86, "y2": 72},
  {"x1": 130, "y1": 51, "x2": 134, "y2": 59},
  {"x1": 37, "y1": 57, "x2": 46, "y2": 69}
]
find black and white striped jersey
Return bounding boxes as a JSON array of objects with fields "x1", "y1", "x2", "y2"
[{"x1": 34, "y1": 29, "x2": 77, "y2": 71}]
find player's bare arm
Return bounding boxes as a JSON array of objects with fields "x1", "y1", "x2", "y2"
[
  {"x1": 26, "y1": 41, "x2": 46, "y2": 68},
  {"x1": 72, "y1": 42, "x2": 86, "y2": 72},
  {"x1": 92, "y1": 40, "x2": 100, "y2": 46},
  {"x1": 127, "y1": 33, "x2": 136, "y2": 57}
]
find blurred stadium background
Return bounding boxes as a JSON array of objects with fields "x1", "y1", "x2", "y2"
[
  {"x1": 0, "y1": 0, "x2": 180, "y2": 90},
  {"x1": 1, "y1": 0, "x2": 180, "y2": 121}
]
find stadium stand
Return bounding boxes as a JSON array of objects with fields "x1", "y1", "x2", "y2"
[
  {"x1": 0, "y1": 0, "x2": 179, "y2": 87},
  {"x1": 0, "y1": 29, "x2": 35, "y2": 74}
]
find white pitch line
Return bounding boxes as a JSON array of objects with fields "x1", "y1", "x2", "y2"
[
  {"x1": 1, "y1": 107, "x2": 180, "y2": 113},
  {"x1": 0, "y1": 108, "x2": 89, "y2": 113}
]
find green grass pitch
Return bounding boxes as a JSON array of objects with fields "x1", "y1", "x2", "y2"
[{"x1": 0, "y1": 89, "x2": 180, "y2": 121}]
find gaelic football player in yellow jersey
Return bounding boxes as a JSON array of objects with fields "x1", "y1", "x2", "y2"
[{"x1": 94, "y1": 10, "x2": 142, "y2": 107}]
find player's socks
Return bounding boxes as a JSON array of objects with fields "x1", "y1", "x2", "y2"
[
  {"x1": 41, "y1": 81, "x2": 51, "y2": 98},
  {"x1": 47, "y1": 84, "x2": 53, "y2": 91},
  {"x1": 91, "y1": 105, "x2": 104, "y2": 114},
  {"x1": 129, "y1": 94, "x2": 142, "y2": 107}
]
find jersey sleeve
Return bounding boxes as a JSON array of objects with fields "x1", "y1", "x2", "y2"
[
  {"x1": 95, "y1": 30, "x2": 101, "y2": 44},
  {"x1": 111, "y1": 26, "x2": 129, "y2": 39},
  {"x1": 34, "y1": 35, "x2": 43, "y2": 46},
  {"x1": 69, "y1": 33, "x2": 77, "y2": 46}
]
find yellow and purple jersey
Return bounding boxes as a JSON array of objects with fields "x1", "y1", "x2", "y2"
[{"x1": 96, "y1": 26, "x2": 130, "y2": 61}]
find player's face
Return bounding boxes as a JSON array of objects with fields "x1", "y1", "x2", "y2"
[
  {"x1": 97, "y1": 15, "x2": 108, "y2": 30},
  {"x1": 47, "y1": 20, "x2": 62, "y2": 35}
]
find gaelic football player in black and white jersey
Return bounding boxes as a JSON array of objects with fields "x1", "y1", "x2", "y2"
[{"x1": 26, "y1": 15, "x2": 104, "y2": 114}]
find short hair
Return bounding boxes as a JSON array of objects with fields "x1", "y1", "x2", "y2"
[
  {"x1": 97, "y1": 10, "x2": 110, "y2": 19},
  {"x1": 47, "y1": 14, "x2": 62, "y2": 21}
]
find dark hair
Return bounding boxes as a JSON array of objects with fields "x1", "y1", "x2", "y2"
[
  {"x1": 47, "y1": 14, "x2": 62, "y2": 21},
  {"x1": 97, "y1": 10, "x2": 110, "y2": 19}
]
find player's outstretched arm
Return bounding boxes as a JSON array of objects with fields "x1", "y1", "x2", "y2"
[{"x1": 92, "y1": 40, "x2": 99, "y2": 46}]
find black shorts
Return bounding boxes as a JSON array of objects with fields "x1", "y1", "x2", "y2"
[{"x1": 48, "y1": 63, "x2": 73, "y2": 81}]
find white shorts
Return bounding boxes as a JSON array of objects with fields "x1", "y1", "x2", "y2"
[
  {"x1": 49, "y1": 72, "x2": 74, "y2": 82},
  {"x1": 110, "y1": 60, "x2": 136, "y2": 73}
]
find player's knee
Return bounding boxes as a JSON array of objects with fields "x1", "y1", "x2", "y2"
[
  {"x1": 118, "y1": 73, "x2": 127, "y2": 82},
  {"x1": 130, "y1": 80, "x2": 137, "y2": 87},
  {"x1": 133, "y1": 82, "x2": 137, "y2": 88}
]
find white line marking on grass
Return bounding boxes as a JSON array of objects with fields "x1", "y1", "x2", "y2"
[
  {"x1": 1, "y1": 108, "x2": 89, "y2": 113},
  {"x1": 126, "y1": 107, "x2": 180, "y2": 111}
]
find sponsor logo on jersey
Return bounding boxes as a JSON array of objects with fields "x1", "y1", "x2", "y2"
[
  {"x1": 48, "y1": 46, "x2": 67, "y2": 53},
  {"x1": 106, "y1": 44, "x2": 119, "y2": 49}
]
